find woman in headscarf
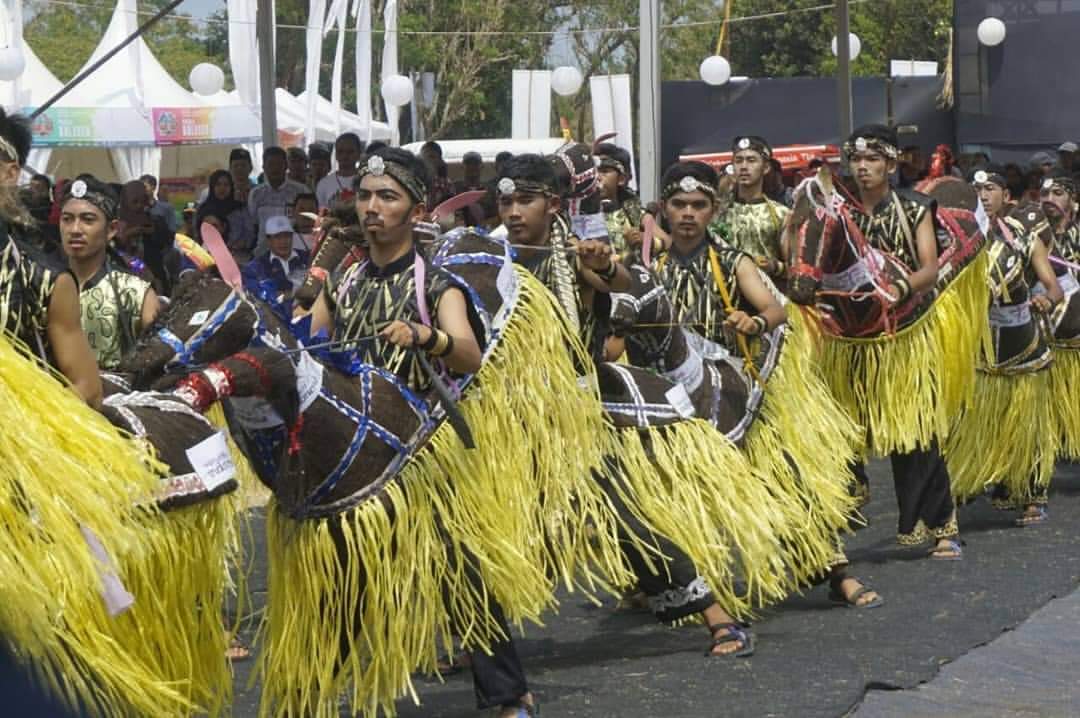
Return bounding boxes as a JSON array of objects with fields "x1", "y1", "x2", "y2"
[{"x1": 197, "y1": 169, "x2": 255, "y2": 262}]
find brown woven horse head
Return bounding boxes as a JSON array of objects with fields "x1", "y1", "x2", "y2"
[{"x1": 788, "y1": 170, "x2": 985, "y2": 337}]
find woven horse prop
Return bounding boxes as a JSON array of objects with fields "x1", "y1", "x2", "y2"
[
  {"x1": 119, "y1": 227, "x2": 627, "y2": 718},
  {"x1": 944, "y1": 203, "x2": 1059, "y2": 505},
  {"x1": 605, "y1": 260, "x2": 858, "y2": 604},
  {"x1": 787, "y1": 170, "x2": 990, "y2": 455},
  {"x1": 1030, "y1": 209, "x2": 1080, "y2": 459}
]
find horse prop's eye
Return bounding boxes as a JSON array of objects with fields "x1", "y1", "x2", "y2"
[{"x1": 636, "y1": 270, "x2": 651, "y2": 284}]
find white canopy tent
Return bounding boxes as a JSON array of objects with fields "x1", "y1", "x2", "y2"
[
  {"x1": 34, "y1": 0, "x2": 260, "y2": 183},
  {"x1": 294, "y1": 90, "x2": 391, "y2": 143},
  {"x1": 0, "y1": 42, "x2": 62, "y2": 180}
]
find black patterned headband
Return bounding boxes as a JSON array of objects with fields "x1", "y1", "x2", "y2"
[
  {"x1": 357, "y1": 155, "x2": 428, "y2": 204},
  {"x1": 972, "y1": 170, "x2": 1007, "y2": 189},
  {"x1": 62, "y1": 179, "x2": 118, "y2": 220},
  {"x1": 843, "y1": 135, "x2": 899, "y2": 161},
  {"x1": 496, "y1": 177, "x2": 557, "y2": 197},
  {"x1": 597, "y1": 156, "x2": 628, "y2": 176},
  {"x1": 1042, "y1": 176, "x2": 1079, "y2": 198},
  {"x1": 661, "y1": 175, "x2": 718, "y2": 201}
]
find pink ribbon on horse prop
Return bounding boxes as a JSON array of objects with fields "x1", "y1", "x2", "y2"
[
  {"x1": 199, "y1": 221, "x2": 244, "y2": 290},
  {"x1": 641, "y1": 213, "x2": 656, "y2": 266}
]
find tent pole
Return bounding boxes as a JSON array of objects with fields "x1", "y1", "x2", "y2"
[
  {"x1": 638, "y1": 0, "x2": 661, "y2": 204},
  {"x1": 835, "y1": 0, "x2": 853, "y2": 140},
  {"x1": 30, "y1": 0, "x2": 187, "y2": 119},
  {"x1": 257, "y1": 0, "x2": 278, "y2": 146}
]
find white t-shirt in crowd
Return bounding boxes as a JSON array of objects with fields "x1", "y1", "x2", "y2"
[
  {"x1": 316, "y1": 172, "x2": 359, "y2": 210},
  {"x1": 248, "y1": 178, "x2": 309, "y2": 253}
]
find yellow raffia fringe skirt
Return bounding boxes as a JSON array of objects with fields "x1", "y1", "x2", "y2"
[
  {"x1": 808, "y1": 250, "x2": 991, "y2": 457},
  {"x1": 0, "y1": 334, "x2": 234, "y2": 716},
  {"x1": 946, "y1": 367, "x2": 1057, "y2": 503},
  {"x1": 1049, "y1": 347, "x2": 1080, "y2": 460},
  {"x1": 257, "y1": 267, "x2": 631, "y2": 718},
  {"x1": 742, "y1": 312, "x2": 862, "y2": 583},
  {"x1": 605, "y1": 313, "x2": 861, "y2": 616}
]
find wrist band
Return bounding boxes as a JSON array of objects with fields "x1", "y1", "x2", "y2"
[
  {"x1": 892, "y1": 278, "x2": 911, "y2": 301},
  {"x1": 419, "y1": 325, "x2": 439, "y2": 351},
  {"x1": 431, "y1": 332, "x2": 454, "y2": 358},
  {"x1": 751, "y1": 315, "x2": 768, "y2": 336}
]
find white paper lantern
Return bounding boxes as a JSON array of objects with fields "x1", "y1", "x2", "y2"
[
  {"x1": 0, "y1": 46, "x2": 26, "y2": 82},
  {"x1": 189, "y1": 62, "x2": 225, "y2": 96},
  {"x1": 381, "y1": 74, "x2": 414, "y2": 107},
  {"x1": 551, "y1": 66, "x2": 584, "y2": 96},
  {"x1": 831, "y1": 33, "x2": 862, "y2": 60},
  {"x1": 699, "y1": 55, "x2": 731, "y2": 86},
  {"x1": 977, "y1": 17, "x2": 1006, "y2": 47}
]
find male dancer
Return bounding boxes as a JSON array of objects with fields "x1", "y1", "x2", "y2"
[
  {"x1": 59, "y1": 177, "x2": 159, "y2": 370},
  {"x1": 714, "y1": 136, "x2": 790, "y2": 283},
  {"x1": 0, "y1": 110, "x2": 100, "y2": 405},
  {"x1": 651, "y1": 160, "x2": 882, "y2": 607},
  {"x1": 309, "y1": 148, "x2": 536, "y2": 717},
  {"x1": 594, "y1": 143, "x2": 645, "y2": 255},
  {"x1": 495, "y1": 155, "x2": 758, "y2": 657},
  {"x1": 843, "y1": 125, "x2": 962, "y2": 559}
]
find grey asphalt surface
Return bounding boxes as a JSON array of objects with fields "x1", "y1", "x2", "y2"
[{"x1": 230, "y1": 460, "x2": 1080, "y2": 717}]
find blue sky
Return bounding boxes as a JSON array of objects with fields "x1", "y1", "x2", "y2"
[{"x1": 180, "y1": 0, "x2": 221, "y2": 19}]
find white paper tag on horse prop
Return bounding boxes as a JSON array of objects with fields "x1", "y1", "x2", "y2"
[
  {"x1": 185, "y1": 431, "x2": 236, "y2": 490},
  {"x1": 665, "y1": 383, "x2": 696, "y2": 418},
  {"x1": 80, "y1": 524, "x2": 135, "y2": 617},
  {"x1": 822, "y1": 258, "x2": 874, "y2": 292},
  {"x1": 496, "y1": 255, "x2": 516, "y2": 303},
  {"x1": 571, "y1": 212, "x2": 610, "y2": 241},
  {"x1": 988, "y1": 303, "x2": 1031, "y2": 328},
  {"x1": 974, "y1": 199, "x2": 991, "y2": 238},
  {"x1": 188, "y1": 309, "x2": 210, "y2": 326}
]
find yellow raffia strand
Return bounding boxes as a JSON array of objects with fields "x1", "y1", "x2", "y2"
[
  {"x1": 740, "y1": 312, "x2": 862, "y2": 591},
  {"x1": 1049, "y1": 348, "x2": 1080, "y2": 459},
  {"x1": 257, "y1": 267, "x2": 631, "y2": 718},
  {"x1": 947, "y1": 367, "x2": 1057, "y2": 502},
  {"x1": 812, "y1": 250, "x2": 991, "y2": 456},
  {"x1": 605, "y1": 420, "x2": 791, "y2": 617},
  {"x1": 0, "y1": 332, "x2": 233, "y2": 716}
]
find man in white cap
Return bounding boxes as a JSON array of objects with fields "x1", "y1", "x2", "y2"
[
  {"x1": 1058, "y1": 142, "x2": 1077, "y2": 173},
  {"x1": 241, "y1": 215, "x2": 311, "y2": 307}
]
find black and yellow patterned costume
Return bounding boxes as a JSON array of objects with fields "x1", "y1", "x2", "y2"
[
  {"x1": 604, "y1": 194, "x2": 645, "y2": 256},
  {"x1": 655, "y1": 233, "x2": 752, "y2": 349},
  {"x1": 718, "y1": 196, "x2": 790, "y2": 264},
  {"x1": 947, "y1": 209, "x2": 1056, "y2": 508},
  {"x1": 324, "y1": 247, "x2": 459, "y2": 394},
  {"x1": 0, "y1": 234, "x2": 55, "y2": 349},
  {"x1": 516, "y1": 213, "x2": 611, "y2": 364},
  {"x1": 78, "y1": 263, "x2": 152, "y2": 370}
]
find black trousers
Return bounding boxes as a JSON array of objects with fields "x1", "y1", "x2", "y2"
[
  {"x1": 600, "y1": 475, "x2": 716, "y2": 623},
  {"x1": 466, "y1": 601, "x2": 529, "y2": 709},
  {"x1": 850, "y1": 439, "x2": 957, "y2": 544}
]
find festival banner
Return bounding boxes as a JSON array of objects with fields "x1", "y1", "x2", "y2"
[
  {"x1": 153, "y1": 106, "x2": 261, "y2": 146},
  {"x1": 27, "y1": 107, "x2": 152, "y2": 147}
]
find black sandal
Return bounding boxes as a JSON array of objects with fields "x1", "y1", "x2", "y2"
[
  {"x1": 828, "y1": 580, "x2": 884, "y2": 609},
  {"x1": 706, "y1": 623, "x2": 755, "y2": 658}
]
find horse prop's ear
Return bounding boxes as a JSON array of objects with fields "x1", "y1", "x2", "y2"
[
  {"x1": 431, "y1": 190, "x2": 487, "y2": 223},
  {"x1": 641, "y1": 213, "x2": 656, "y2": 266},
  {"x1": 591, "y1": 132, "x2": 617, "y2": 153},
  {"x1": 200, "y1": 222, "x2": 244, "y2": 290}
]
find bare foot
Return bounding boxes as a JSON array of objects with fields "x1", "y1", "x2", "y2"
[{"x1": 496, "y1": 692, "x2": 535, "y2": 717}]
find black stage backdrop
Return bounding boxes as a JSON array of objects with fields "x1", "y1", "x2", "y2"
[
  {"x1": 661, "y1": 76, "x2": 954, "y2": 170},
  {"x1": 954, "y1": 0, "x2": 1080, "y2": 158}
]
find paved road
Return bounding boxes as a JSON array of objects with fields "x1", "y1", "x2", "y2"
[{"x1": 231, "y1": 461, "x2": 1080, "y2": 717}]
